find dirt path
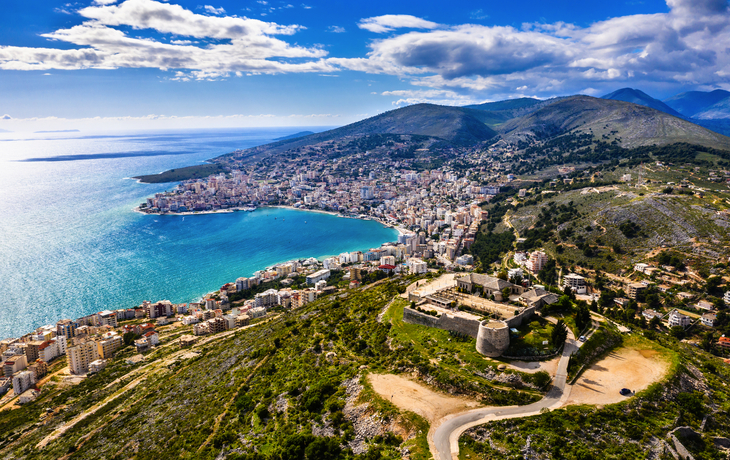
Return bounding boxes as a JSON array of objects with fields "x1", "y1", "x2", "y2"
[
  {"x1": 368, "y1": 374, "x2": 480, "y2": 424},
  {"x1": 566, "y1": 347, "x2": 670, "y2": 406}
]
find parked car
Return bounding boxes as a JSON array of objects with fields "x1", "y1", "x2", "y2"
[
  {"x1": 579, "y1": 335, "x2": 586, "y2": 342},
  {"x1": 620, "y1": 388, "x2": 632, "y2": 396}
]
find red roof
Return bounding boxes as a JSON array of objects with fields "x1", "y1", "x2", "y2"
[{"x1": 379, "y1": 264, "x2": 396, "y2": 270}]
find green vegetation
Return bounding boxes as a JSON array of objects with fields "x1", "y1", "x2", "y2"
[
  {"x1": 503, "y1": 318, "x2": 555, "y2": 357},
  {"x1": 460, "y1": 334, "x2": 727, "y2": 460},
  {"x1": 134, "y1": 163, "x2": 227, "y2": 183}
]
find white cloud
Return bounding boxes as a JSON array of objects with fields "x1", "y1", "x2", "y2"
[
  {"x1": 338, "y1": 0, "x2": 730, "y2": 99},
  {"x1": 381, "y1": 89, "x2": 481, "y2": 106},
  {"x1": 358, "y1": 15, "x2": 439, "y2": 34},
  {"x1": 93, "y1": 0, "x2": 118, "y2": 4},
  {"x1": 203, "y1": 5, "x2": 225, "y2": 15},
  {"x1": 328, "y1": 26, "x2": 345, "y2": 33},
  {"x1": 0, "y1": 0, "x2": 330, "y2": 75}
]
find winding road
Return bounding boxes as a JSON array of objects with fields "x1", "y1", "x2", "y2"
[{"x1": 431, "y1": 339, "x2": 579, "y2": 460}]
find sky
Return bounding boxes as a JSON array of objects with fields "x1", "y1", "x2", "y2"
[{"x1": 1, "y1": 0, "x2": 730, "y2": 132}]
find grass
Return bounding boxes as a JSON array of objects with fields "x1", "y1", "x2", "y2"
[{"x1": 504, "y1": 318, "x2": 554, "y2": 356}]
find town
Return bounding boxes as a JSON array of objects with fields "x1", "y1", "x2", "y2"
[{"x1": 4, "y1": 134, "x2": 730, "y2": 410}]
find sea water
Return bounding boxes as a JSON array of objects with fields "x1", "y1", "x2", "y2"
[{"x1": 0, "y1": 128, "x2": 398, "y2": 339}]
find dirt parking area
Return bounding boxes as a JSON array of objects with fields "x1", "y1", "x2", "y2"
[
  {"x1": 566, "y1": 347, "x2": 670, "y2": 406},
  {"x1": 505, "y1": 356, "x2": 560, "y2": 375},
  {"x1": 368, "y1": 374, "x2": 480, "y2": 423}
]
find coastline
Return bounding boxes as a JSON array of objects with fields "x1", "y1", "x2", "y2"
[{"x1": 133, "y1": 203, "x2": 410, "y2": 236}]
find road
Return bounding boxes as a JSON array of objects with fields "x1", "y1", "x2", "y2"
[{"x1": 431, "y1": 339, "x2": 578, "y2": 460}]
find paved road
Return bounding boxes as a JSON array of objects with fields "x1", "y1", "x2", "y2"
[{"x1": 432, "y1": 340, "x2": 578, "y2": 460}]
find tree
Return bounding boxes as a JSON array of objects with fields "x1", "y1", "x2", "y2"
[
  {"x1": 670, "y1": 326, "x2": 685, "y2": 340},
  {"x1": 501, "y1": 287, "x2": 512, "y2": 301},
  {"x1": 123, "y1": 331, "x2": 141, "y2": 347},
  {"x1": 575, "y1": 304, "x2": 591, "y2": 332},
  {"x1": 649, "y1": 316, "x2": 661, "y2": 329},
  {"x1": 551, "y1": 319, "x2": 569, "y2": 348}
]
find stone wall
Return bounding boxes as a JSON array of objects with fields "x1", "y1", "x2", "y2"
[
  {"x1": 504, "y1": 305, "x2": 538, "y2": 328},
  {"x1": 402, "y1": 307, "x2": 480, "y2": 338},
  {"x1": 476, "y1": 320, "x2": 510, "y2": 357}
]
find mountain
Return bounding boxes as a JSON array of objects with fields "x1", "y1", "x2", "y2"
[
  {"x1": 693, "y1": 96, "x2": 730, "y2": 120},
  {"x1": 465, "y1": 97, "x2": 542, "y2": 112},
  {"x1": 499, "y1": 95, "x2": 730, "y2": 150},
  {"x1": 220, "y1": 104, "x2": 499, "y2": 162},
  {"x1": 602, "y1": 88, "x2": 683, "y2": 118},
  {"x1": 273, "y1": 131, "x2": 315, "y2": 141},
  {"x1": 664, "y1": 89, "x2": 730, "y2": 118},
  {"x1": 464, "y1": 97, "x2": 563, "y2": 126}
]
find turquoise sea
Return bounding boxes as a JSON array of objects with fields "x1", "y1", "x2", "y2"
[{"x1": 0, "y1": 128, "x2": 398, "y2": 340}]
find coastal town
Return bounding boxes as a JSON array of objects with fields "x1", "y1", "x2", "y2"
[{"x1": 3, "y1": 133, "x2": 730, "y2": 408}]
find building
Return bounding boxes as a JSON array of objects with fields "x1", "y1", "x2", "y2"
[
  {"x1": 254, "y1": 289, "x2": 280, "y2": 308},
  {"x1": 528, "y1": 251, "x2": 548, "y2": 272},
  {"x1": 12, "y1": 370, "x2": 35, "y2": 396},
  {"x1": 563, "y1": 273, "x2": 587, "y2": 294},
  {"x1": 457, "y1": 273, "x2": 524, "y2": 301},
  {"x1": 725, "y1": 291, "x2": 730, "y2": 305},
  {"x1": 696, "y1": 300, "x2": 714, "y2": 311},
  {"x1": 88, "y1": 359, "x2": 107, "y2": 374},
  {"x1": 306, "y1": 269, "x2": 330, "y2": 285},
  {"x1": 626, "y1": 283, "x2": 647, "y2": 300},
  {"x1": 3, "y1": 355, "x2": 28, "y2": 378},
  {"x1": 701, "y1": 313, "x2": 717, "y2": 327},
  {"x1": 56, "y1": 319, "x2": 77, "y2": 339},
  {"x1": 718, "y1": 337, "x2": 730, "y2": 348},
  {"x1": 0, "y1": 377, "x2": 11, "y2": 395},
  {"x1": 408, "y1": 258, "x2": 428, "y2": 274},
  {"x1": 179, "y1": 335, "x2": 198, "y2": 348},
  {"x1": 97, "y1": 310, "x2": 118, "y2": 327},
  {"x1": 67, "y1": 341, "x2": 100, "y2": 375},
  {"x1": 642, "y1": 309, "x2": 663, "y2": 320},
  {"x1": 38, "y1": 341, "x2": 59, "y2": 363},
  {"x1": 28, "y1": 359, "x2": 48, "y2": 380},
  {"x1": 147, "y1": 300, "x2": 173, "y2": 319},
  {"x1": 97, "y1": 333, "x2": 123, "y2": 359},
  {"x1": 206, "y1": 317, "x2": 228, "y2": 334},
  {"x1": 519, "y1": 288, "x2": 559, "y2": 309},
  {"x1": 667, "y1": 309, "x2": 692, "y2": 328},
  {"x1": 360, "y1": 186, "x2": 374, "y2": 200}
]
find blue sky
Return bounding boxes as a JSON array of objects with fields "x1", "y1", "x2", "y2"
[{"x1": 0, "y1": 0, "x2": 728, "y2": 132}]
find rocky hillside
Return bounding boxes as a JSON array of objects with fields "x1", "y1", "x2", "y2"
[{"x1": 498, "y1": 96, "x2": 730, "y2": 150}]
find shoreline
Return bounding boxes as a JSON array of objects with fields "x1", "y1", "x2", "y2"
[
  {"x1": 3, "y1": 208, "x2": 404, "y2": 340},
  {"x1": 132, "y1": 204, "x2": 410, "y2": 236}
]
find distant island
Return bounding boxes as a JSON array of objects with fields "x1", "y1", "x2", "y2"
[
  {"x1": 34, "y1": 129, "x2": 80, "y2": 133},
  {"x1": 133, "y1": 163, "x2": 226, "y2": 183},
  {"x1": 273, "y1": 130, "x2": 315, "y2": 141}
]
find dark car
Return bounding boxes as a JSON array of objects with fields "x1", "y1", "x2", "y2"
[{"x1": 620, "y1": 388, "x2": 631, "y2": 396}]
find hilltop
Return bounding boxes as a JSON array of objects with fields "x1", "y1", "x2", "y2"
[
  {"x1": 219, "y1": 103, "x2": 498, "y2": 166},
  {"x1": 498, "y1": 95, "x2": 730, "y2": 150},
  {"x1": 602, "y1": 88, "x2": 683, "y2": 118}
]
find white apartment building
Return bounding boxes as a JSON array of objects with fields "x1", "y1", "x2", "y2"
[
  {"x1": 12, "y1": 370, "x2": 35, "y2": 397},
  {"x1": 306, "y1": 269, "x2": 330, "y2": 285},
  {"x1": 563, "y1": 273, "x2": 587, "y2": 294},
  {"x1": 667, "y1": 309, "x2": 692, "y2": 328},
  {"x1": 68, "y1": 341, "x2": 100, "y2": 375},
  {"x1": 408, "y1": 258, "x2": 428, "y2": 274}
]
